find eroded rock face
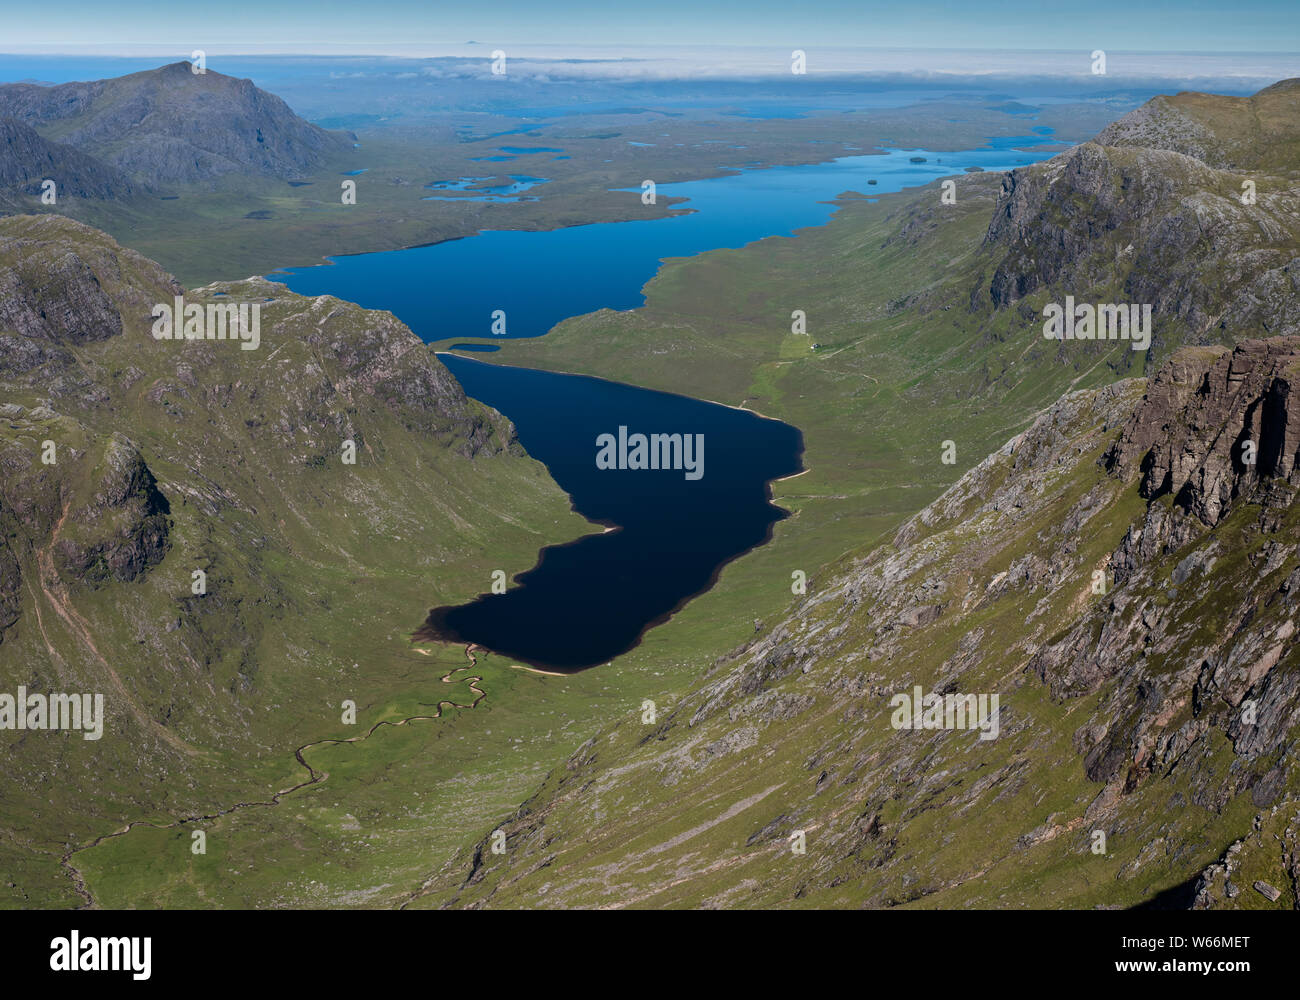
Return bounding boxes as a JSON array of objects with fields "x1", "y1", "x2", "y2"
[
  {"x1": 0, "y1": 247, "x2": 123, "y2": 345},
  {"x1": 1032, "y1": 340, "x2": 1300, "y2": 798},
  {"x1": 984, "y1": 142, "x2": 1167, "y2": 307},
  {"x1": 1108, "y1": 337, "x2": 1300, "y2": 527},
  {"x1": 979, "y1": 135, "x2": 1300, "y2": 351},
  {"x1": 0, "y1": 215, "x2": 181, "y2": 348}
]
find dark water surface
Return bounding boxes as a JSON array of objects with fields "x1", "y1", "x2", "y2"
[{"x1": 421, "y1": 356, "x2": 801, "y2": 669}]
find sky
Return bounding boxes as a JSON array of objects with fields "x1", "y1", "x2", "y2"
[{"x1": 1, "y1": 0, "x2": 1297, "y2": 54}]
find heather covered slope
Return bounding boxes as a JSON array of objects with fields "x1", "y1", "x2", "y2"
[{"x1": 0, "y1": 215, "x2": 590, "y2": 905}]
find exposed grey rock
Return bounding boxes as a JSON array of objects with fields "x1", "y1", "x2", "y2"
[{"x1": 0, "y1": 62, "x2": 355, "y2": 188}]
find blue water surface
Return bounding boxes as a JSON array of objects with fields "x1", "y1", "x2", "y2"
[
  {"x1": 422, "y1": 356, "x2": 801, "y2": 668},
  {"x1": 274, "y1": 142, "x2": 1052, "y2": 342}
]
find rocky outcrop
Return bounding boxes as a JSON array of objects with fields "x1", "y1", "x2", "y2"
[
  {"x1": 0, "y1": 214, "x2": 181, "y2": 348},
  {"x1": 0, "y1": 245, "x2": 122, "y2": 345},
  {"x1": 1096, "y1": 95, "x2": 1228, "y2": 168},
  {"x1": 1108, "y1": 338, "x2": 1300, "y2": 527},
  {"x1": 1030, "y1": 340, "x2": 1300, "y2": 807},
  {"x1": 53, "y1": 435, "x2": 171, "y2": 588},
  {"x1": 1096, "y1": 79, "x2": 1300, "y2": 171},
  {"x1": 1103, "y1": 345, "x2": 1226, "y2": 481},
  {"x1": 1189, "y1": 802, "x2": 1300, "y2": 908},
  {"x1": 979, "y1": 80, "x2": 1300, "y2": 353}
]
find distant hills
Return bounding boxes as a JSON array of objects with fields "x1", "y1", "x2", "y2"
[{"x1": 0, "y1": 62, "x2": 354, "y2": 197}]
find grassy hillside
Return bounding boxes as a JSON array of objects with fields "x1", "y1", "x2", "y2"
[{"x1": 0, "y1": 215, "x2": 597, "y2": 906}]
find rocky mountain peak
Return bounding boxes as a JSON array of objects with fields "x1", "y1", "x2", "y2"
[
  {"x1": 1096, "y1": 78, "x2": 1300, "y2": 170},
  {"x1": 978, "y1": 84, "x2": 1300, "y2": 354},
  {"x1": 0, "y1": 215, "x2": 180, "y2": 349},
  {"x1": 0, "y1": 63, "x2": 356, "y2": 187}
]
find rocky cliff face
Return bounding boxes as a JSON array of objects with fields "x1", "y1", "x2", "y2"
[
  {"x1": 1109, "y1": 338, "x2": 1300, "y2": 526},
  {"x1": 50, "y1": 434, "x2": 172, "y2": 588},
  {"x1": 0, "y1": 213, "x2": 179, "y2": 348},
  {"x1": 1028, "y1": 341, "x2": 1300, "y2": 818},
  {"x1": 978, "y1": 80, "x2": 1300, "y2": 356},
  {"x1": 0, "y1": 62, "x2": 355, "y2": 188}
]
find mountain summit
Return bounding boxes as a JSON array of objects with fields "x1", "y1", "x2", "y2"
[
  {"x1": 1096, "y1": 77, "x2": 1300, "y2": 170},
  {"x1": 0, "y1": 62, "x2": 355, "y2": 187}
]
